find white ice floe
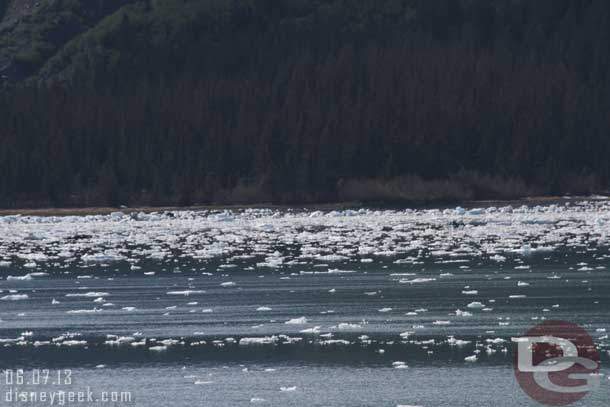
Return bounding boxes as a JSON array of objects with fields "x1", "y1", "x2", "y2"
[
  {"x1": 0, "y1": 294, "x2": 29, "y2": 301},
  {"x1": 82, "y1": 252, "x2": 125, "y2": 262},
  {"x1": 7, "y1": 274, "x2": 37, "y2": 281},
  {"x1": 467, "y1": 302, "x2": 486, "y2": 309},
  {"x1": 239, "y1": 336, "x2": 278, "y2": 345},
  {"x1": 67, "y1": 308, "x2": 102, "y2": 314},
  {"x1": 66, "y1": 292, "x2": 110, "y2": 298},
  {"x1": 399, "y1": 278, "x2": 436, "y2": 284},
  {"x1": 167, "y1": 290, "x2": 205, "y2": 296},
  {"x1": 285, "y1": 317, "x2": 308, "y2": 325},
  {"x1": 300, "y1": 327, "x2": 321, "y2": 334},
  {"x1": 448, "y1": 337, "x2": 471, "y2": 347}
]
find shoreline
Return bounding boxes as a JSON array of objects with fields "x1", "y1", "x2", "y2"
[{"x1": 0, "y1": 195, "x2": 608, "y2": 217}]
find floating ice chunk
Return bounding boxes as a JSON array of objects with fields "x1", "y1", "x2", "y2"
[
  {"x1": 158, "y1": 339, "x2": 180, "y2": 346},
  {"x1": 392, "y1": 361, "x2": 409, "y2": 369},
  {"x1": 66, "y1": 308, "x2": 102, "y2": 314},
  {"x1": 314, "y1": 254, "x2": 349, "y2": 262},
  {"x1": 467, "y1": 302, "x2": 485, "y2": 309},
  {"x1": 516, "y1": 245, "x2": 554, "y2": 256},
  {"x1": 105, "y1": 336, "x2": 136, "y2": 346},
  {"x1": 110, "y1": 212, "x2": 125, "y2": 221},
  {"x1": 300, "y1": 326, "x2": 321, "y2": 334},
  {"x1": 220, "y1": 282, "x2": 236, "y2": 287},
  {"x1": 82, "y1": 252, "x2": 125, "y2": 262},
  {"x1": 1, "y1": 294, "x2": 29, "y2": 301},
  {"x1": 280, "y1": 387, "x2": 296, "y2": 392},
  {"x1": 66, "y1": 292, "x2": 110, "y2": 298},
  {"x1": 60, "y1": 340, "x2": 87, "y2": 346},
  {"x1": 7, "y1": 274, "x2": 33, "y2": 281},
  {"x1": 467, "y1": 208, "x2": 484, "y2": 215},
  {"x1": 464, "y1": 355, "x2": 478, "y2": 363},
  {"x1": 256, "y1": 306, "x2": 272, "y2": 312},
  {"x1": 208, "y1": 212, "x2": 234, "y2": 222},
  {"x1": 399, "y1": 278, "x2": 436, "y2": 284},
  {"x1": 378, "y1": 308, "x2": 393, "y2": 313},
  {"x1": 239, "y1": 336, "x2": 278, "y2": 345},
  {"x1": 257, "y1": 223, "x2": 274, "y2": 232},
  {"x1": 320, "y1": 339, "x2": 350, "y2": 346},
  {"x1": 337, "y1": 323, "x2": 362, "y2": 330},
  {"x1": 448, "y1": 337, "x2": 471, "y2": 346},
  {"x1": 167, "y1": 290, "x2": 205, "y2": 296},
  {"x1": 285, "y1": 317, "x2": 308, "y2": 325}
]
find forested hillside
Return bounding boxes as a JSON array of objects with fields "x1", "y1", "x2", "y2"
[{"x1": 1, "y1": 0, "x2": 610, "y2": 207}]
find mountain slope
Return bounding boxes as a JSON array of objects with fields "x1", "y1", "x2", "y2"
[
  {"x1": 0, "y1": 0, "x2": 137, "y2": 82},
  {"x1": 1, "y1": 0, "x2": 610, "y2": 207}
]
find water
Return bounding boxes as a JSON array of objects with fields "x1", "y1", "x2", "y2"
[{"x1": 0, "y1": 202, "x2": 609, "y2": 406}]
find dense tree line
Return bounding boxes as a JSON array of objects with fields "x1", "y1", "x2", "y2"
[{"x1": 1, "y1": 0, "x2": 610, "y2": 207}]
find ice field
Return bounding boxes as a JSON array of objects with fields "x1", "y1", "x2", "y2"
[{"x1": 1, "y1": 200, "x2": 610, "y2": 406}]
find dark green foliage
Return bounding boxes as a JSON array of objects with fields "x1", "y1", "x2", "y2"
[
  {"x1": 1, "y1": 0, "x2": 610, "y2": 207},
  {"x1": 0, "y1": 0, "x2": 7, "y2": 20},
  {"x1": 1, "y1": 0, "x2": 138, "y2": 79}
]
